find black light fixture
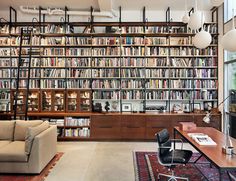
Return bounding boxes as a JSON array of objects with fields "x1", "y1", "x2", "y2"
[
  {"x1": 32, "y1": 17, "x2": 39, "y2": 33},
  {"x1": 0, "y1": 17, "x2": 9, "y2": 33}
]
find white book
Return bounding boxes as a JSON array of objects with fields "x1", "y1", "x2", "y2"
[{"x1": 188, "y1": 133, "x2": 217, "y2": 146}]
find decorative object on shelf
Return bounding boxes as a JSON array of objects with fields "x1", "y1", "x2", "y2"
[
  {"x1": 211, "y1": 0, "x2": 224, "y2": 6},
  {"x1": 172, "y1": 103, "x2": 183, "y2": 113},
  {"x1": 183, "y1": 102, "x2": 192, "y2": 113},
  {"x1": 188, "y1": 0, "x2": 205, "y2": 30},
  {"x1": 203, "y1": 101, "x2": 213, "y2": 111},
  {"x1": 92, "y1": 103, "x2": 102, "y2": 113},
  {"x1": 122, "y1": 103, "x2": 132, "y2": 112},
  {"x1": 203, "y1": 91, "x2": 235, "y2": 124},
  {"x1": 145, "y1": 105, "x2": 166, "y2": 113},
  {"x1": 222, "y1": 124, "x2": 234, "y2": 155},
  {"x1": 111, "y1": 101, "x2": 118, "y2": 112},
  {"x1": 104, "y1": 101, "x2": 110, "y2": 112},
  {"x1": 222, "y1": 9, "x2": 236, "y2": 52},
  {"x1": 182, "y1": 0, "x2": 190, "y2": 24}
]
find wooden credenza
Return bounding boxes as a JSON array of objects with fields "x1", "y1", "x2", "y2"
[
  {"x1": 0, "y1": 112, "x2": 221, "y2": 141},
  {"x1": 90, "y1": 113, "x2": 221, "y2": 140}
]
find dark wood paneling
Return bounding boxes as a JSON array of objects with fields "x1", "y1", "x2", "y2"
[
  {"x1": 146, "y1": 115, "x2": 170, "y2": 139},
  {"x1": 121, "y1": 115, "x2": 146, "y2": 139},
  {"x1": 194, "y1": 115, "x2": 221, "y2": 130},
  {"x1": 91, "y1": 115, "x2": 121, "y2": 139}
]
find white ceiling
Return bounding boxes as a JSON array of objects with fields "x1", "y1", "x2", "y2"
[{"x1": 0, "y1": 0, "x2": 213, "y2": 11}]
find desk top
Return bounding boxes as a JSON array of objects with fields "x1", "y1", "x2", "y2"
[{"x1": 175, "y1": 127, "x2": 236, "y2": 170}]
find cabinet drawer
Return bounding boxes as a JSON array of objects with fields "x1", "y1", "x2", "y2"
[
  {"x1": 146, "y1": 116, "x2": 170, "y2": 139},
  {"x1": 146, "y1": 127, "x2": 167, "y2": 139},
  {"x1": 91, "y1": 115, "x2": 121, "y2": 139},
  {"x1": 92, "y1": 127, "x2": 121, "y2": 139},
  {"x1": 91, "y1": 115, "x2": 121, "y2": 127},
  {"x1": 121, "y1": 115, "x2": 146, "y2": 139},
  {"x1": 121, "y1": 127, "x2": 146, "y2": 139}
]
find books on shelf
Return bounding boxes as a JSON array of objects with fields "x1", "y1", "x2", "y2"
[
  {"x1": 188, "y1": 133, "x2": 217, "y2": 146},
  {"x1": 65, "y1": 128, "x2": 90, "y2": 137},
  {"x1": 65, "y1": 117, "x2": 90, "y2": 126}
]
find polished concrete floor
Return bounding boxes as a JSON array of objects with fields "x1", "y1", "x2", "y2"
[{"x1": 45, "y1": 142, "x2": 195, "y2": 181}]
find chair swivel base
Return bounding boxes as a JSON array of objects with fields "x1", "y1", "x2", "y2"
[{"x1": 157, "y1": 171, "x2": 189, "y2": 181}]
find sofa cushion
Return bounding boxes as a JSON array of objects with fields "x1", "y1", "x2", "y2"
[
  {"x1": 0, "y1": 141, "x2": 28, "y2": 162},
  {"x1": 25, "y1": 121, "x2": 50, "y2": 154},
  {"x1": 14, "y1": 120, "x2": 43, "y2": 141},
  {"x1": 0, "y1": 121, "x2": 15, "y2": 140},
  {"x1": 0, "y1": 141, "x2": 11, "y2": 149}
]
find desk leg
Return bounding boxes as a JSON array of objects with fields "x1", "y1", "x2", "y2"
[
  {"x1": 219, "y1": 169, "x2": 223, "y2": 181},
  {"x1": 174, "y1": 129, "x2": 176, "y2": 150}
]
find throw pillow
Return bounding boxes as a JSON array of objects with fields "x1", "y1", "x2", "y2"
[
  {"x1": 14, "y1": 120, "x2": 43, "y2": 141},
  {"x1": 0, "y1": 121, "x2": 15, "y2": 140},
  {"x1": 25, "y1": 121, "x2": 50, "y2": 155}
]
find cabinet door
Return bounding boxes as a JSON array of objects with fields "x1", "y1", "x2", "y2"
[
  {"x1": 194, "y1": 115, "x2": 221, "y2": 130},
  {"x1": 146, "y1": 115, "x2": 171, "y2": 139},
  {"x1": 121, "y1": 115, "x2": 146, "y2": 139},
  {"x1": 91, "y1": 115, "x2": 121, "y2": 139}
]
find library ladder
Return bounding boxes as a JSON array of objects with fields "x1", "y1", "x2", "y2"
[{"x1": 13, "y1": 28, "x2": 41, "y2": 120}]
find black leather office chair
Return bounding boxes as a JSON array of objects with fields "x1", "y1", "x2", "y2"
[{"x1": 156, "y1": 129, "x2": 193, "y2": 181}]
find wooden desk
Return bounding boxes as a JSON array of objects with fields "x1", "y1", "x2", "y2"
[{"x1": 174, "y1": 127, "x2": 236, "y2": 181}]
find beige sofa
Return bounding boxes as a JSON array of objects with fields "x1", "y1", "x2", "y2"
[{"x1": 0, "y1": 120, "x2": 57, "y2": 173}]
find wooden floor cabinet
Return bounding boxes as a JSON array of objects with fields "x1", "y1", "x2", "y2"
[{"x1": 90, "y1": 113, "x2": 221, "y2": 140}]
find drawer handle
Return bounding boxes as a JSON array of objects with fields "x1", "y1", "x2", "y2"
[
  {"x1": 127, "y1": 126, "x2": 139, "y2": 128},
  {"x1": 99, "y1": 126, "x2": 112, "y2": 128},
  {"x1": 151, "y1": 126, "x2": 161, "y2": 128}
]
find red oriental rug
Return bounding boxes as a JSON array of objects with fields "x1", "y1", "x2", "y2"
[
  {"x1": 133, "y1": 152, "x2": 236, "y2": 181},
  {"x1": 0, "y1": 152, "x2": 63, "y2": 181}
]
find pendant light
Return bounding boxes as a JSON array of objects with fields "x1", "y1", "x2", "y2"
[
  {"x1": 222, "y1": 9, "x2": 236, "y2": 52},
  {"x1": 182, "y1": 0, "x2": 190, "y2": 24},
  {"x1": 193, "y1": 13, "x2": 212, "y2": 49},
  {"x1": 188, "y1": 0, "x2": 205, "y2": 30},
  {"x1": 211, "y1": 0, "x2": 224, "y2": 7}
]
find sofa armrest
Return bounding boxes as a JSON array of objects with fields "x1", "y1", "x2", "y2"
[{"x1": 28, "y1": 125, "x2": 57, "y2": 173}]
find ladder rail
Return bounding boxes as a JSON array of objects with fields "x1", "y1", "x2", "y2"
[
  {"x1": 24, "y1": 29, "x2": 33, "y2": 120},
  {"x1": 13, "y1": 28, "x2": 34, "y2": 120},
  {"x1": 13, "y1": 28, "x2": 24, "y2": 120}
]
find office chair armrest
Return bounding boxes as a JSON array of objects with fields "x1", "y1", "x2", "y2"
[
  {"x1": 159, "y1": 146, "x2": 172, "y2": 149},
  {"x1": 170, "y1": 139, "x2": 183, "y2": 150}
]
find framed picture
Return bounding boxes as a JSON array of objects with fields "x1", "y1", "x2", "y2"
[
  {"x1": 122, "y1": 103, "x2": 132, "y2": 112},
  {"x1": 193, "y1": 103, "x2": 201, "y2": 113}
]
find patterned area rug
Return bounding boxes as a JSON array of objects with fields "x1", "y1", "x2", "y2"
[
  {"x1": 133, "y1": 152, "x2": 236, "y2": 181},
  {"x1": 0, "y1": 152, "x2": 63, "y2": 181}
]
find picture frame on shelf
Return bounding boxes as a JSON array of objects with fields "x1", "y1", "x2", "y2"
[
  {"x1": 122, "y1": 103, "x2": 132, "y2": 112},
  {"x1": 193, "y1": 103, "x2": 201, "y2": 113}
]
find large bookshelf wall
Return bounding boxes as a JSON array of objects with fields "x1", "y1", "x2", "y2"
[{"x1": 0, "y1": 21, "x2": 218, "y2": 113}]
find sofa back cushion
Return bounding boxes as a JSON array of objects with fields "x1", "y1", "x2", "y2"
[
  {"x1": 0, "y1": 121, "x2": 15, "y2": 140},
  {"x1": 14, "y1": 120, "x2": 43, "y2": 141},
  {"x1": 25, "y1": 121, "x2": 50, "y2": 154}
]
